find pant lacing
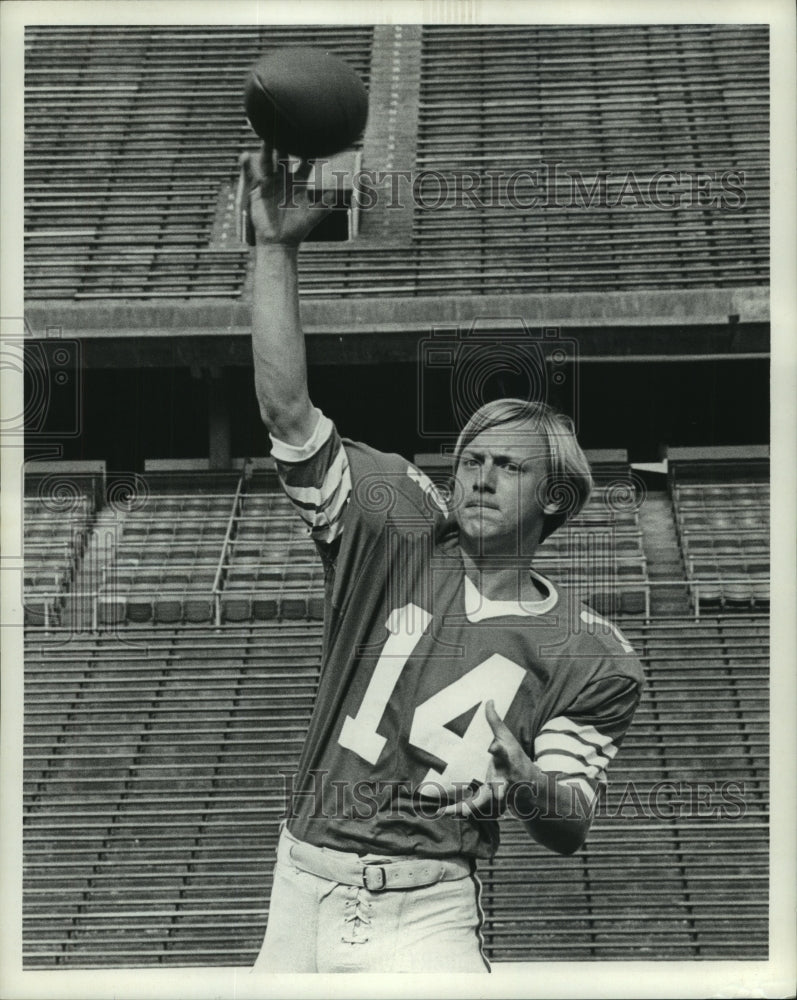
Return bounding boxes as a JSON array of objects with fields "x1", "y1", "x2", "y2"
[{"x1": 341, "y1": 885, "x2": 372, "y2": 944}]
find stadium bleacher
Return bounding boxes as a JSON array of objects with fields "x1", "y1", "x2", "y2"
[
  {"x1": 21, "y1": 460, "x2": 769, "y2": 966},
  {"x1": 20, "y1": 19, "x2": 770, "y2": 973},
  {"x1": 24, "y1": 485, "x2": 96, "y2": 628},
  {"x1": 24, "y1": 24, "x2": 373, "y2": 301},
  {"x1": 671, "y1": 480, "x2": 770, "y2": 615},
  {"x1": 41, "y1": 467, "x2": 650, "y2": 628},
  {"x1": 24, "y1": 24, "x2": 767, "y2": 301},
  {"x1": 222, "y1": 491, "x2": 326, "y2": 623},
  {"x1": 415, "y1": 25, "x2": 768, "y2": 293},
  {"x1": 99, "y1": 491, "x2": 236, "y2": 625},
  {"x1": 22, "y1": 616, "x2": 768, "y2": 965},
  {"x1": 90, "y1": 482, "x2": 326, "y2": 627}
]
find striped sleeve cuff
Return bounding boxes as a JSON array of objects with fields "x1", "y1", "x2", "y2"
[
  {"x1": 269, "y1": 408, "x2": 334, "y2": 463},
  {"x1": 534, "y1": 715, "x2": 619, "y2": 784},
  {"x1": 270, "y1": 408, "x2": 351, "y2": 544}
]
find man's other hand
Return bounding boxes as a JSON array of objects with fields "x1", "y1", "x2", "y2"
[{"x1": 443, "y1": 700, "x2": 536, "y2": 819}]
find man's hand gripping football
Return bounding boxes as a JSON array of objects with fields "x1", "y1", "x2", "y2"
[{"x1": 236, "y1": 142, "x2": 332, "y2": 247}]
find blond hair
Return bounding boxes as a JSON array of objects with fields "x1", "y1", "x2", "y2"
[{"x1": 453, "y1": 398, "x2": 593, "y2": 542}]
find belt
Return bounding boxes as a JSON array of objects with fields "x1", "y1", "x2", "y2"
[{"x1": 279, "y1": 831, "x2": 472, "y2": 893}]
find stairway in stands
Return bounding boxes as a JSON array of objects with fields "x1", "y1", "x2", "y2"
[
  {"x1": 61, "y1": 505, "x2": 127, "y2": 631},
  {"x1": 638, "y1": 489, "x2": 691, "y2": 616}
]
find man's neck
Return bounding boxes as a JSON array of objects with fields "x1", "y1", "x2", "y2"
[{"x1": 459, "y1": 547, "x2": 549, "y2": 603}]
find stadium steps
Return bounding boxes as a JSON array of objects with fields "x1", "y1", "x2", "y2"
[
  {"x1": 356, "y1": 24, "x2": 421, "y2": 245},
  {"x1": 24, "y1": 25, "x2": 768, "y2": 302},
  {"x1": 637, "y1": 491, "x2": 690, "y2": 615},
  {"x1": 22, "y1": 617, "x2": 768, "y2": 966},
  {"x1": 24, "y1": 492, "x2": 96, "y2": 628},
  {"x1": 60, "y1": 504, "x2": 128, "y2": 631}
]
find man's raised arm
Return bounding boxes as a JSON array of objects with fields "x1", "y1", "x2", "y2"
[{"x1": 238, "y1": 146, "x2": 332, "y2": 445}]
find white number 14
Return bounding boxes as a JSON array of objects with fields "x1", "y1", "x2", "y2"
[{"x1": 338, "y1": 603, "x2": 525, "y2": 791}]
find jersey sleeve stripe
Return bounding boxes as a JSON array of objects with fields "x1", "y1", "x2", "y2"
[
  {"x1": 294, "y1": 483, "x2": 350, "y2": 541},
  {"x1": 280, "y1": 447, "x2": 350, "y2": 507},
  {"x1": 536, "y1": 746, "x2": 609, "y2": 774},
  {"x1": 283, "y1": 480, "x2": 347, "y2": 518},
  {"x1": 281, "y1": 459, "x2": 351, "y2": 528},
  {"x1": 290, "y1": 496, "x2": 348, "y2": 543},
  {"x1": 269, "y1": 409, "x2": 352, "y2": 545},
  {"x1": 534, "y1": 751, "x2": 606, "y2": 781},
  {"x1": 311, "y1": 515, "x2": 345, "y2": 544},
  {"x1": 537, "y1": 715, "x2": 620, "y2": 760},
  {"x1": 287, "y1": 498, "x2": 345, "y2": 529},
  {"x1": 535, "y1": 725, "x2": 610, "y2": 755},
  {"x1": 269, "y1": 409, "x2": 335, "y2": 463},
  {"x1": 534, "y1": 724, "x2": 618, "y2": 761},
  {"x1": 534, "y1": 733, "x2": 613, "y2": 771}
]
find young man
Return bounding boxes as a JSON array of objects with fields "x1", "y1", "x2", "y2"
[{"x1": 240, "y1": 148, "x2": 643, "y2": 974}]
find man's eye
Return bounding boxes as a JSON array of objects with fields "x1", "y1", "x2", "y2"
[
  {"x1": 504, "y1": 463, "x2": 520, "y2": 473},
  {"x1": 463, "y1": 458, "x2": 479, "y2": 469}
]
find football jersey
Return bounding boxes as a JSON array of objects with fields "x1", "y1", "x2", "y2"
[{"x1": 270, "y1": 409, "x2": 643, "y2": 861}]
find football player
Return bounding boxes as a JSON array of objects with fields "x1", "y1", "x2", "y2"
[{"x1": 238, "y1": 147, "x2": 643, "y2": 974}]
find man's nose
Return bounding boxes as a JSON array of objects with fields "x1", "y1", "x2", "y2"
[{"x1": 475, "y1": 460, "x2": 496, "y2": 491}]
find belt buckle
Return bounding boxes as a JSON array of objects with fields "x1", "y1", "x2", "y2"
[{"x1": 362, "y1": 863, "x2": 387, "y2": 892}]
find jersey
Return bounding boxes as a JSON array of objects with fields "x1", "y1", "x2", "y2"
[{"x1": 270, "y1": 409, "x2": 644, "y2": 861}]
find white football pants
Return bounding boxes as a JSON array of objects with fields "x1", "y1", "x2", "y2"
[{"x1": 252, "y1": 828, "x2": 491, "y2": 974}]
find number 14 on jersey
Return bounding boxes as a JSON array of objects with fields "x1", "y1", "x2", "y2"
[{"x1": 338, "y1": 604, "x2": 525, "y2": 793}]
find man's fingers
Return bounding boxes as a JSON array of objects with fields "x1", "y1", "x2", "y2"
[
  {"x1": 442, "y1": 781, "x2": 498, "y2": 817},
  {"x1": 236, "y1": 145, "x2": 333, "y2": 246},
  {"x1": 238, "y1": 149, "x2": 262, "y2": 190},
  {"x1": 485, "y1": 699, "x2": 513, "y2": 742},
  {"x1": 488, "y1": 738, "x2": 510, "y2": 767}
]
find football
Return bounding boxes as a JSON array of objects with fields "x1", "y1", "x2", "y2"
[{"x1": 244, "y1": 47, "x2": 369, "y2": 159}]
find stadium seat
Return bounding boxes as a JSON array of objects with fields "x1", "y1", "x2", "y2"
[
  {"x1": 126, "y1": 597, "x2": 153, "y2": 623},
  {"x1": 154, "y1": 598, "x2": 183, "y2": 624},
  {"x1": 97, "y1": 598, "x2": 125, "y2": 625},
  {"x1": 252, "y1": 598, "x2": 279, "y2": 621},
  {"x1": 22, "y1": 616, "x2": 768, "y2": 966},
  {"x1": 222, "y1": 596, "x2": 252, "y2": 623},
  {"x1": 184, "y1": 598, "x2": 214, "y2": 624},
  {"x1": 674, "y1": 476, "x2": 769, "y2": 617}
]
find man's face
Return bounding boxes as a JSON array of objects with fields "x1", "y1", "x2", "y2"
[{"x1": 453, "y1": 423, "x2": 552, "y2": 558}]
